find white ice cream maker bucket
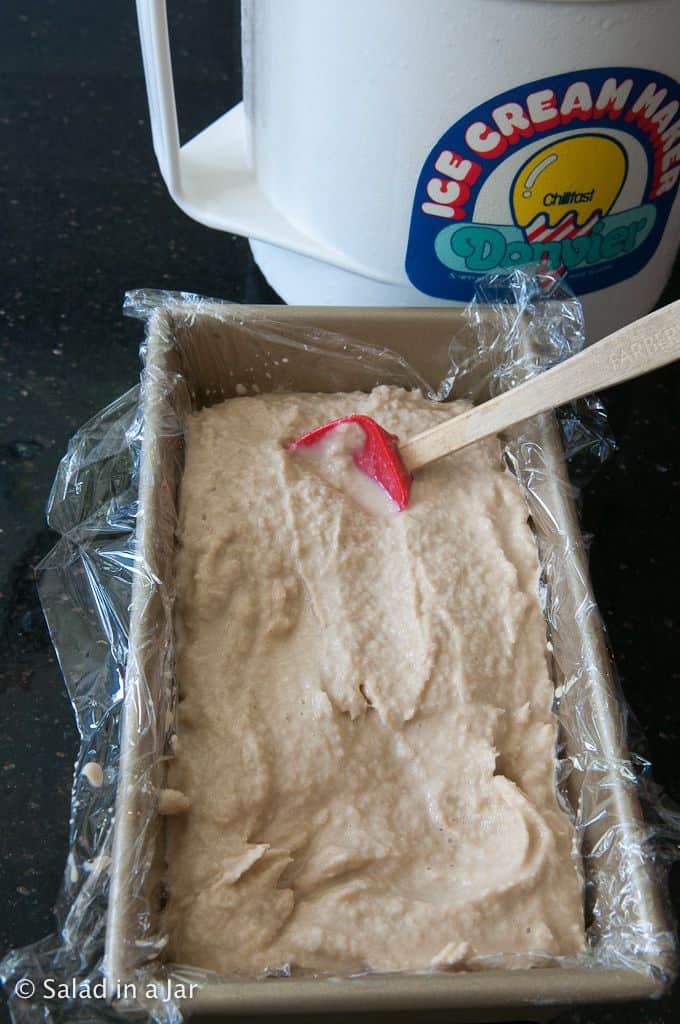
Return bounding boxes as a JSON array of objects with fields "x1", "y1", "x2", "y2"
[{"x1": 137, "y1": 0, "x2": 680, "y2": 339}]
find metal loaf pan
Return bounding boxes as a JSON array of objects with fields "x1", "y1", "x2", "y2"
[{"x1": 105, "y1": 304, "x2": 672, "y2": 1020}]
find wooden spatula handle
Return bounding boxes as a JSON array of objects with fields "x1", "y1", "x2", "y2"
[{"x1": 400, "y1": 299, "x2": 680, "y2": 473}]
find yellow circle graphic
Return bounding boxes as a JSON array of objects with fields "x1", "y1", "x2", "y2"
[{"x1": 512, "y1": 135, "x2": 627, "y2": 232}]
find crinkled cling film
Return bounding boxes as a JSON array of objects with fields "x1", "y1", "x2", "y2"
[{"x1": 1, "y1": 269, "x2": 678, "y2": 1023}]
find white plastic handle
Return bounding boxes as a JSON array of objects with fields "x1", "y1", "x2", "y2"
[
  {"x1": 135, "y1": 0, "x2": 390, "y2": 278},
  {"x1": 136, "y1": 0, "x2": 182, "y2": 195}
]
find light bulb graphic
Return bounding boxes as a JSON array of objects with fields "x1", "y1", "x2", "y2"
[{"x1": 512, "y1": 135, "x2": 627, "y2": 245}]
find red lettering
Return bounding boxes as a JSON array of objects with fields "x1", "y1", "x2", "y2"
[
  {"x1": 593, "y1": 77, "x2": 633, "y2": 120},
  {"x1": 662, "y1": 143, "x2": 680, "y2": 173},
  {"x1": 425, "y1": 177, "x2": 471, "y2": 207},
  {"x1": 560, "y1": 82, "x2": 593, "y2": 125},
  {"x1": 526, "y1": 89, "x2": 560, "y2": 131},
  {"x1": 652, "y1": 164, "x2": 680, "y2": 198},
  {"x1": 464, "y1": 121, "x2": 507, "y2": 159},
  {"x1": 421, "y1": 201, "x2": 465, "y2": 220},
  {"x1": 434, "y1": 150, "x2": 481, "y2": 186},
  {"x1": 651, "y1": 100, "x2": 679, "y2": 136},
  {"x1": 661, "y1": 119, "x2": 680, "y2": 153},
  {"x1": 626, "y1": 82, "x2": 668, "y2": 130},
  {"x1": 491, "y1": 102, "x2": 534, "y2": 144}
]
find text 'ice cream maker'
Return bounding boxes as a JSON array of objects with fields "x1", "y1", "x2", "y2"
[{"x1": 137, "y1": 0, "x2": 680, "y2": 339}]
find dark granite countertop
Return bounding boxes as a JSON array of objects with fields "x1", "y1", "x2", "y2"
[{"x1": 1, "y1": 2, "x2": 678, "y2": 1023}]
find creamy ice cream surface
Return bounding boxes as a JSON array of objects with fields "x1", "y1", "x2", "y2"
[{"x1": 165, "y1": 385, "x2": 584, "y2": 977}]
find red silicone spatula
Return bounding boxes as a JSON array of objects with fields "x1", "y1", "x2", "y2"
[
  {"x1": 289, "y1": 301, "x2": 680, "y2": 511},
  {"x1": 288, "y1": 414, "x2": 413, "y2": 509}
]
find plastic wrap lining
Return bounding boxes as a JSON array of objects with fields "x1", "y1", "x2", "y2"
[{"x1": 1, "y1": 269, "x2": 678, "y2": 1023}]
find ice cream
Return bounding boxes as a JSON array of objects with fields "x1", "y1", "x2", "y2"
[{"x1": 164, "y1": 385, "x2": 584, "y2": 976}]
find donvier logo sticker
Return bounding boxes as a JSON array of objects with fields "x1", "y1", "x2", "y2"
[{"x1": 405, "y1": 68, "x2": 680, "y2": 300}]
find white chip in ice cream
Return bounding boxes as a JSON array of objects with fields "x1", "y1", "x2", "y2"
[{"x1": 82, "y1": 762, "x2": 103, "y2": 788}]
